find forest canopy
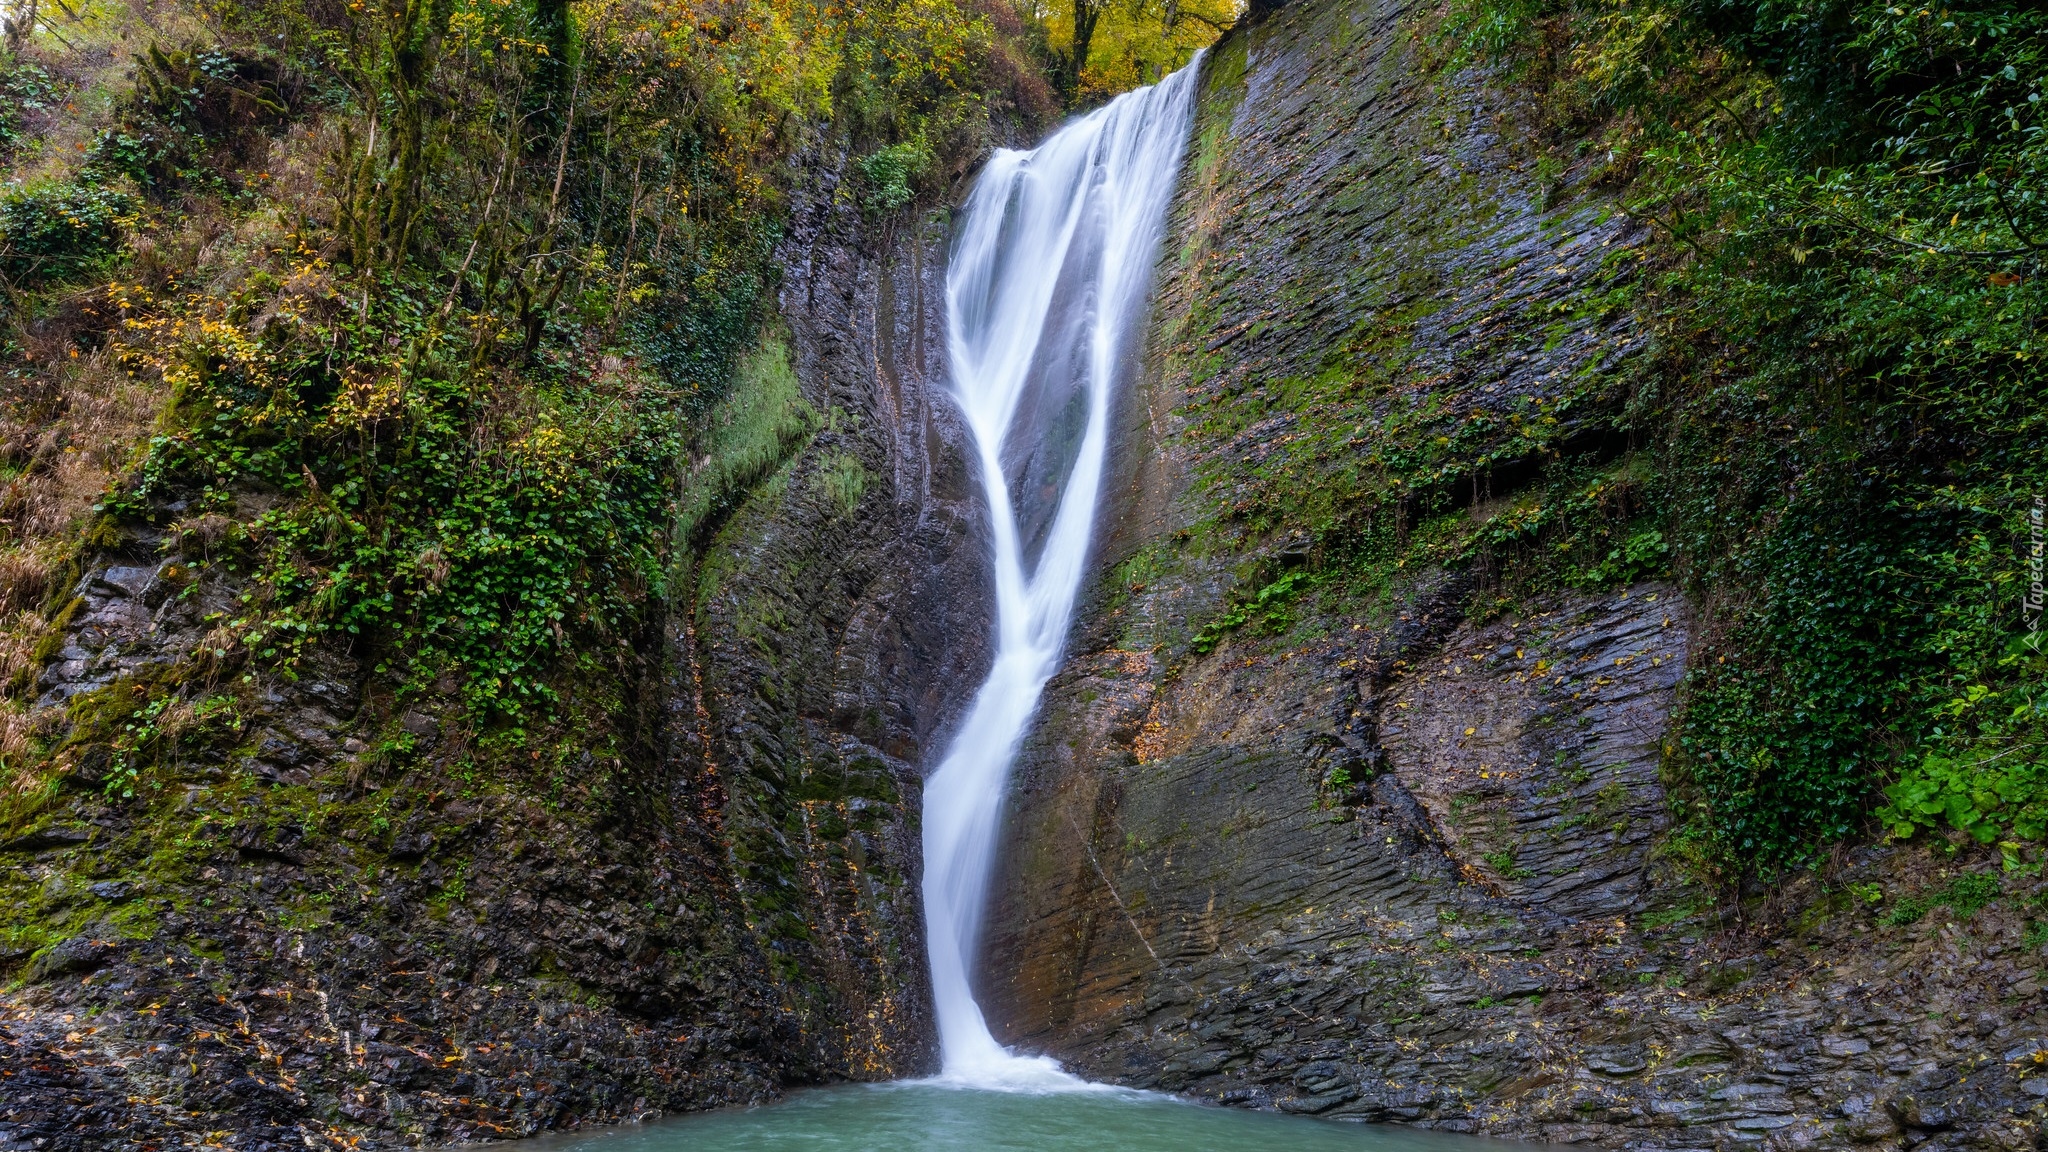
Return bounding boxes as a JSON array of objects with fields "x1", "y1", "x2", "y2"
[{"x1": 1026, "y1": 0, "x2": 1241, "y2": 100}]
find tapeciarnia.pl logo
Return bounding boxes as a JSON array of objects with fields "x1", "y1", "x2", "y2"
[{"x1": 2028, "y1": 494, "x2": 2044, "y2": 651}]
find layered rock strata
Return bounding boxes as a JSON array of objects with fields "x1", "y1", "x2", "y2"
[{"x1": 981, "y1": 1, "x2": 2048, "y2": 1149}]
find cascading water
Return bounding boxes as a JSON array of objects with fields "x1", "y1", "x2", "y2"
[{"x1": 920, "y1": 56, "x2": 1203, "y2": 1090}]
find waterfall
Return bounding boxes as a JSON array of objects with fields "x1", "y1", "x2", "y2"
[{"x1": 920, "y1": 55, "x2": 1203, "y2": 1089}]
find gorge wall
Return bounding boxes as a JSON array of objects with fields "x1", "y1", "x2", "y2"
[
  {"x1": 981, "y1": 0, "x2": 2048, "y2": 1149},
  {"x1": 0, "y1": 169, "x2": 978, "y2": 1150},
  {"x1": 0, "y1": 0, "x2": 2040, "y2": 1146}
]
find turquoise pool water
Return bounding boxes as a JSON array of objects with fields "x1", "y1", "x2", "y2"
[{"x1": 507, "y1": 1082, "x2": 1520, "y2": 1152}]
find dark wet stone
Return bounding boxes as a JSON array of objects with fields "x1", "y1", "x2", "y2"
[
  {"x1": 27, "y1": 936, "x2": 118, "y2": 981},
  {"x1": 0, "y1": 825, "x2": 91, "y2": 852}
]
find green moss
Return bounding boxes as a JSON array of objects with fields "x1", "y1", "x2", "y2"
[
  {"x1": 23, "y1": 595, "x2": 85, "y2": 682},
  {"x1": 0, "y1": 775, "x2": 62, "y2": 834},
  {"x1": 78, "y1": 514, "x2": 125, "y2": 551},
  {"x1": 1886, "y1": 872, "x2": 2002, "y2": 927},
  {"x1": 1638, "y1": 897, "x2": 1710, "y2": 931},
  {"x1": 1182, "y1": 36, "x2": 1248, "y2": 246},
  {"x1": 676, "y1": 335, "x2": 820, "y2": 547},
  {"x1": 60, "y1": 679, "x2": 153, "y2": 745},
  {"x1": 814, "y1": 452, "x2": 871, "y2": 518}
]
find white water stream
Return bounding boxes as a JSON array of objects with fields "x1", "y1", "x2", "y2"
[{"x1": 919, "y1": 57, "x2": 1203, "y2": 1089}]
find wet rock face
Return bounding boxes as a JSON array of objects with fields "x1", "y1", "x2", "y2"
[
  {"x1": 992, "y1": 569, "x2": 2048, "y2": 1149},
  {"x1": 982, "y1": 584, "x2": 1703, "y2": 1116},
  {"x1": 979, "y1": 0, "x2": 2048, "y2": 1146},
  {"x1": 1381, "y1": 589, "x2": 1687, "y2": 918},
  {"x1": 681, "y1": 162, "x2": 993, "y2": 1079},
  {"x1": 0, "y1": 164, "x2": 977, "y2": 1147},
  {"x1": 0, "y1": 683, "x2": 814, "y2": 1152}
]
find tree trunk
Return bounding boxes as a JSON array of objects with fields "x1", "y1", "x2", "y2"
[
  {"x1": 4, "y1": 0, "x2": 37, "y2": 54},
  {"x1": 1064, "y1": 0, "x2": 1100, "y2": 94}
]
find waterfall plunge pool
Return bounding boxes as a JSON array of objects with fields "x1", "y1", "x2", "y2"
[{"x1": 501, "y1": 1082, "x2": 1532, "y2": 1152}]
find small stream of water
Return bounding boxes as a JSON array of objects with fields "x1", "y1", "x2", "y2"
[{"x1": 920, "y1": 50, "x2": 1204, "y2": 1090}]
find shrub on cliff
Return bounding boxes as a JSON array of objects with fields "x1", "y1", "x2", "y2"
[
  {"x1": 0, "y1": 180, "x2": 130, "y2": 286},
  {"x1": 1437, "y1": 0, "x2": 2046, "y2": 870}
]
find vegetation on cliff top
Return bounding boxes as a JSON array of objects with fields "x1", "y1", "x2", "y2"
[
  {"x1": 1038, "y1": 0, "x2": 1238, "y2": 101},
  {"x1": 0, "y1": 0, "x2": 1067, "y2": 827}
]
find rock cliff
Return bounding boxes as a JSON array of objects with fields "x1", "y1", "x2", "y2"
[
  {"x1": 0, "y1": 170, "x2": 980, "y2": 1149},
  {"x1": 981, "y1": 0, "x2": 2048, "y2": 1148}
]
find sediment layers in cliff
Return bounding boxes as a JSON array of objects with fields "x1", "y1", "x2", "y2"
[{"x1": 980, "y1": 1, "x2": 2048, "y2": 1147}]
